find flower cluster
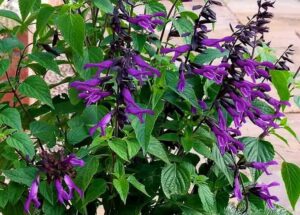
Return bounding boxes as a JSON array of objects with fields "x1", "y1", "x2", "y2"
[
  {"x1": 159, "y1": 0, "x2": 284, "y2": 209},
  {"x1": 25, "y1": 152, "x2": 84, "y2": 213},
  {"x1": 71, "y1": 6, "x2": 162, "y2": 136}
]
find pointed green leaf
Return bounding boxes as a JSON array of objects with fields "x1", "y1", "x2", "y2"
[
  {"x1": 161, "y1": 163, "x2": 190, "y2": 198},
  {"x1": 93, "y1": 0, "x2": 114, "y2": 14},
  {"x1": 113, "y1": 176, "x2": 129, "y2": 204},
  {"x1": 28, "y1": 52, "x2": 60, "y2": 74},
  {"x1": 270, "y1": 70, "x2": 291, "y2": 101},
  {"x1": 148, "y1": 136, "x2": 170, "y2": 164},
  {"x1": 108, "y1": 139, "x2": 128, "y2": 161},
  {"x1": 128, "y1": 175, "x2": 150, "y2": 197},
  {"x1": 281, "y1": 162, "x2": 300, "y2": 209},
  {"x1": 6, "y1": 132, "x2": 35, "y2": 159},
  {"x1": 56, "y1": 13, "x2": 85, "y2": 55},
  {"x1": 0, "y1": 108, "x2": 22, "y2": 130},
  {"x1": 18, "y1": 75, "x2": 54, "y2": 109},
  {"x1": 3, "y1": 167, "x2": 38, "y2": 186},
  {"x1": 0, "y1": 10, "x2": 21, "y2": 23},
  {"x1": 197, "y1": 183, "x2": 216, "y2": 212},
  {"x1": 131, "y1": 101, "x2": 164, "y2": 152}
]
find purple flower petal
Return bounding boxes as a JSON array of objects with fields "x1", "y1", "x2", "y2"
[
  {"x1": 89, "y1": 112, "x2": 112, "y2": 136},
  {"x1": 24, "y1": 176, "x2": 40, "y2": 213}
]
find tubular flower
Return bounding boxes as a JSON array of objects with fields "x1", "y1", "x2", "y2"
[
  {"x1": 201, "y1": 36, "x2": 235, "y2": 51},
  {"x1": 127, "y1": 12, "x2": 165, "y2": 32},
  {"x1": 89, "y1": 112, "x2": 112, "y2": 136},
  {"x1": 248, "y1": 160, "x2": 278, "y2": 175},
  {"x1": 84, "y1": 60, "x2": 114, "y2": 76},
  {"x1": 24, "y1": 176, "x2": 41, "y2": 213},
  {"x1": 193, "y1": 63, "x2": 230, "y2": 84},
  {"x1": 249, "y1": 182, "x2": 279, "y2": 208},
  {"x1": 210, "y1": 107, "x2": 244, "y2": 155},
  {"x1": 122, "y1": 88, "x2": 154, "y2": 123},
  {"x1": 160, "y1": 45, "x2": 191, "y2": 62},
  {"x1": 177, "y1": 63, "x2": 186, "y2": 92},
  {"x1": 132, "y1": 55, "x2": 161, "y2": 77},
  {"x1": 236, "y1": 59, "x2": 275, "y2": 82},
  {"x1": 70, "y1": 77, "x2": 112, "y2": 105},
  {"x1": 233, "y1": 174, "x2": 243, "y2": 201}
]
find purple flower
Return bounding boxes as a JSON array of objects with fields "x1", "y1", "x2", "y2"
[
  {"x1": 236, "y1": 59, "x2": 274, "y2": 81},
  {"x1": 64, "y1": 175, "x2": 84, "y2": 199},
  {"x1": 70, "y1": 78, "x2": 112, "y2": 105},
  {"x1": 248, "y1": 160, "x2": 278, "y2": 175},
  {"x1": 55, "y1": 179, "x2": 70, "y2": 204},
  {"x1": 89, "y1": 112, "x2": 112, "y2": 136},
  {"x1": 63, "y1": 154, "x2": 85, "y2": 167},
  {"x1": 177, "y1": 69, "x2": 186, "y2": 92},
  {"x1": 234, "y1": 175, "x2": 243, "y2": 200},
  {"x1": 202, "y1": 36, "x2": 234, "y2": 51},
  {"x1": 132, "y1": 55, "x2": 161, "y2": 77},
  {"x1": 193, "y1": 63, "x2": 230, "y2": 84},
  {"x1": 127, "y1": 12, "x2": 165, "y2": 32},
  {"x1": 84, "y1": 60, "x2": 113, "y2": 76},
  {"x1": 198, "y1": 100, "x2": 208, "y2": 110},
  {"x1": 122, "y1": 88, "x2": 154, "y2": 123},
  {"x1": 55, "y1": 176, "x2": 83, "y2": 205},
  {"x1": 160, "y1": 45, "x2": 191, "y2": 62},
  {"x1": 24, "y1": 176, "x2": 41, "y2": 213},
  {"x1": 250, "y1": 182, "x2": 279, "y2": 208}
]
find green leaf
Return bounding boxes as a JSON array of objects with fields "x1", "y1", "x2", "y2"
[
  {"x1": 39, "y1": 181, "x2": 55, "y2": 205},
  {"x1": 36, "y1": 5, "x2": 55, "y2": 36},
  {"x1": 42, "y1": 200, "x2": 65, "y2": 215},
  {"x1": 131, "y1": 32, "x2": 147, "y2": 52},
  {"x1": 0, "y1": 37, "x2": 24, "y2": 53},
  {"x1": 67, "y1": 126, "x2": 89, "y2": 145},
  {"x1": 281, "y1": 162, "x2": 300, "y2": 209},
  {"x1": 28, "y1": 52, "x2": 60, "y2": 74},
  {"x1": 148, "y1": 136, "x2": 170, "y2": 164},
  {"x1": 6, "y1": 132, "x2": 35, "y2": 159},
  {"x1": 108, "y1": 139, "x2": 128, "y2": 161},
  {"x1": 18, "y1": 75, "x2": 54, "y2": 109},
  {"x1": 56, "y1": 13, "x2": 85, "y2": 55},
  {"x1": 166, "y1": 71, "x2": 200, "y2": 109},
  {"x1": 173, "y1": 17, "x2": 194, "y2": 44},
  {"x1": 128, "y1": 175, "x2": 150, "y2": 197},
  {"x1": 3, "y1": 167, "x2": 38, "y2": 186},
  {"x1": 131, "y1": 100, "x2": 164, "y2": 152},
  {"x1": 18, "y1": 0, "x2": 37, "y2": 20},
  {"x1": 0, "y1": 9, "x2": 22, "y2": 23},
  {"x1": 197, "y1": 183, "x2": 215, "y2": 212},
  {"x1": 93, "y1": 0, "x2": 114, "y2": 14},
  {"x1": 0, "y1": 190, "x2": 8, "y2": 208},
  {"x1": 194, "y1": 48, "x2": 229, "y2": 65},
  {"x1": 30, "y1": 121, "x2": 57, "y2": 147},
  {"x1": 83, "y1": 179, "x2": 106, "y2": 205},
  {"x1": 270, "y1": 70, "x2": 291, "y2": 101},
  {"x1": 241, "y1": 137, "x2": 275, "y2": 179},
  {"x1": 113, "y1": 176, "x2": 129, "y2": 204},
  {"x1": 0, "y1": 59, "x2": 9, "y2": 77},
  {"x1": 75, "y1": 156, "x2": 99, "y2": 191},
  {"x1": 161, "y1": 163, "x2": 190, "y2": 198},
  {"x1": 145, "y1": 1, "x2": 166, "y2": 14},
  {"x1": 211, "y1": 146, "x2": 233, "y2": 183},
  {"x1": 0, "y1": 108, "x2": 22, "y2": 130},
  {"x1": 126, "y1": 139, "x2": 141, "y2": 159}
]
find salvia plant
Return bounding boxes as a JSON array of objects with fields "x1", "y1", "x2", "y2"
[{"x1": 0, "y1": 0, "x2": 299, "y2": 214}]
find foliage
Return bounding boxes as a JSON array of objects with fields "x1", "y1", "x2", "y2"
[{"x1": 0, "y1": 0, "x2": 299, "y2": 214}]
